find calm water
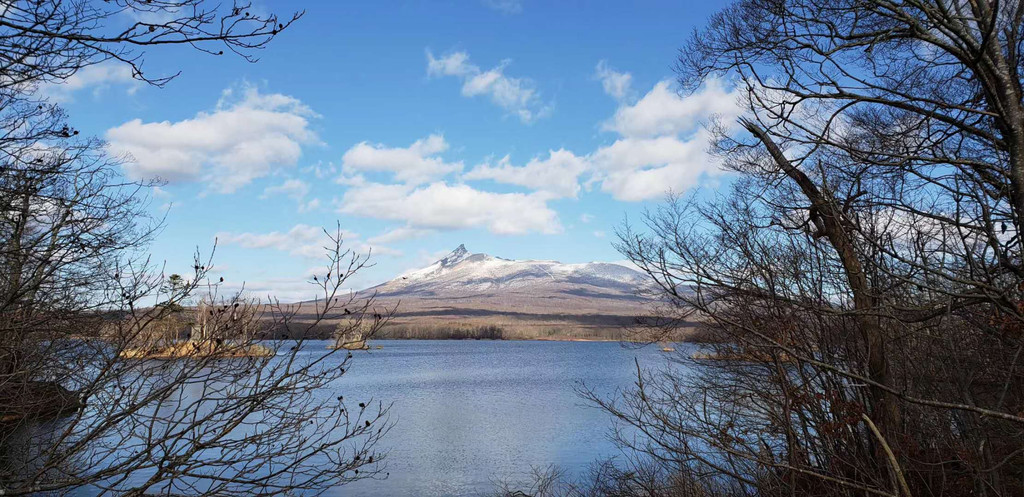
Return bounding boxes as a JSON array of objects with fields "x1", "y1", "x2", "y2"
[
  {"x1": 47, "y1": 339, "x2": 682, "y2": 496},
  {"x1": 331, "y1": 340, "x2": 675, "y2": 496}
]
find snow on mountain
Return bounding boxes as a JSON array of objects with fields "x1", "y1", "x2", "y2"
[
  {"x1": 349, "y1": 245, "x2": 657, "y2": 340},
  {"x1": 371, "y1": 244, "x2": 648, "y2": 299}
]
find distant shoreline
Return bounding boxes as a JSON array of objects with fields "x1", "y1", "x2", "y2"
[
  {"x1": 366, "y1": 336, "x2": 627, "y2": 343},
  {"x1": 69, "y1": 335, "x2": 694, "y2": 344},
  {"x1": 360, "y1": 336, "x2": 684, "y2": 344}
]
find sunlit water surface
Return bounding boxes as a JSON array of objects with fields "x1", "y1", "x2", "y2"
[
  {"x1": 337, "y1": 340, "x2": 678, "y2": 496},
  {"x1": 60, "y1": 339, "x2": 686, "y2": 496}
]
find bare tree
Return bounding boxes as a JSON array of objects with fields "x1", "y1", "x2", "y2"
[
  {"x1": 0, "y1": 103, "x2": 155, "y2": 423},
  {"x1": 1, "y1": 203, "x2": 392, "y2": 494},
  {"x1": 0, "y1": 0, "x2": 300, "y2": 90},
  {"x1": 0, "y1": 124, "x2": 393, "y2": 493},
  {"x1": 0, "y1": 1, "x2": 396, "y2": 495},
  {"x1": 585, "y1": 1, "x2": 1024, "y2": 496}
]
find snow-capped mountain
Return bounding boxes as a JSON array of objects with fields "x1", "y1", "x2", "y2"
[
  {"x1": 351, "y1": 245, "x2": 655, "y2": 340},
  {"x1": 370, "y1": 244, "x2": 648, "y2": 300}
]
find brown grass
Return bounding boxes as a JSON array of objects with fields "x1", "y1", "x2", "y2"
[
  {"x1": 120, "y1": 340, "x2": 274, "y2": 359},
  {"x1": 377, "y1": 321, "x2": 626, "y2": 341},
  {"x1": 326, "y1": 339, "x2": 369, "y2": 350}
]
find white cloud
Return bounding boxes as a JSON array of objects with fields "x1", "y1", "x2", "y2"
[
  {"x1": 591, "y1": 131, "x2": 722, "y2": 201},
  {"x1": 603, "y1": 79, "x2": 741, "y2": 138},
  {"x1": 218, "y1": 277, "x2": 320, "y2": 303},
  {"x1": 483, "y1": 0, "x2": 522, "y2": 14},
  {"x1": 426, "y1": 50, "x2": 550, "y2": 123},
  {"x1": 368, "y1": 226, "x2": 435, "y2": 244},
  {"x1": 214, "y1": 270, "x2": 367, "y2": 303},
  {"x1": 262, "y1": 178, "x2": 310, "y2": 201},
  {"x1": 361, "y1": 244, "x2": 403, "y2": 257},
  {"x1": 338, "y1": 182, "x2": 561, "y2": 235},
  {"x1": 328, "y1": 77, "x2": 743, "y2": 236},
  {"x1": 591, "y1": 134, "x2": 710, "y2": 173},
  {"x1": 39, "y1": 62, "x2": 141, "y2": 103},
  {"x1": 303, "y1": 161, "x2": 338, "y2": 179},
  {"x1": 464, "y1": 149, "x2": 587, "y2": 198},
  {"x1": 594, "y1": 60, "x2": 632, "y2": 101},
  {"x1": 589, "y1": 78, "x2": 744, "y2": 201},
  {"x1": 340, "y1": 134, "x2": 461, "y2": 184},
  {"x1": 593, "y1": 230, "x2": 606, "y2": 238},
  {"x1": 217, "y1": 224, "x2": 325, "y2": 258},
  {"x1": 299, "y1": 198, "x2": 321, "y2": 213},
  {"x1": 107, "y1": 84, "x2": 318, "y2": 194},
  {"x1": 262, "y1": 178, "x2": 321, "y2": 212},
  {"x1": 217, "y1": 224, "x2": 399, "y2": 260},
  {"x1": 426, "y1": 51, "x2": 474, "y2": 77}
]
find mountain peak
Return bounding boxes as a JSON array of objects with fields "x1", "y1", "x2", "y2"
[
  {"x1": 438, "y1": 244, "x2": 469, "y2": 268},
  {"x1": 382, "y1": 245, "x2": 649, "y2": 296}
]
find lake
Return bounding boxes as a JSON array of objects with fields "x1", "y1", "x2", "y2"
[
  {"x1": 326, "y1": 339, "x2": 676, "y2": 496},
  {"x1": 47, "y1": 339, "x2": 683, "y2": 496}
]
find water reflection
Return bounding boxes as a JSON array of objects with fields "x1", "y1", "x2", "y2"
[
  {"x1": 335, "y1": 340, "x2": 678, "y2": 496},
  {"x1": 7, "y1": 340, "x2": 680, "y2": 496}
]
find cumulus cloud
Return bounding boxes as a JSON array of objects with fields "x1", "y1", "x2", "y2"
[
  {"x1": 218, "y1": 277, "x2": 322, "y2": 303},
  {"x1": 591, "y1": 132, "x2": 721, "y2": 202},
  {"x1": 590, "y1": 77, "x2": 744, "y2": 201},
  {"x1": 215, "y1": 265, "x2": 369, "y2": 303},
  {"x1": 217, "y1": 224, "x2": 399, "y2": 260},
  {"x1": 39, "y1": 62, "x2": 141, "y2": 102},
  {"x1": 262, "y1": 178, "x2": 320, "y2": 212},
  {"x1": 603, "y1": 78, "x2": 741, "y2": 138},
  {"x1": 262, "y1": 178, "x2": 310, "y2": 201},
  {"x1": 594, "y1": 60, "x2": 632, "y2": 101},
  {"x1": 368, "y1": 226, "x2": 435, "y2": 244},
  {"x1": 107, "y1": 84, "x2": 318, "y2": 194},
  {"x1": 426, "y1": 51, "x2": 474, "y2": 77},
  {"x1": 303, "y1": 161, "x2": 338, "y2": 179},
  {"x1": 217, "y1": 224, "x2": 325, "y2": 258},
  {"x1": 338, "y1": 182, "x2": 561, "y2": 235},
  {"x1": 328, "y1": 76, "x2": 743, "y2": 238},
  {"x1": 427, "y1": 50, "x2": 550, "y2": 123},
  {"x1": 464, "y1": 149, "x2": 587, "y2": 198},
  {"x1": 300, "y1": 198, "x2": 322, "y2": 212},
  {"x1": 340, "y1": 134, "x2": 462, "y2": 184}
]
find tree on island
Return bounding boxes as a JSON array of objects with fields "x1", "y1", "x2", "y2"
[{"x1": 0, "y1": 1, "x2": 391, "y2": 494}]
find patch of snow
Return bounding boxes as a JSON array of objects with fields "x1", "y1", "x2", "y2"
[{"x1": 386, "y1": 245, "x2": 648, "y2": 290}]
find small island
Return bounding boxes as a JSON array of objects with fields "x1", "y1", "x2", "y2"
[
  {"x1": 119, "y1": 300, "x2": 274, "y2": 360},
  {"x1": 328, "y1": 322, "x2": 371, "y2": 350}
]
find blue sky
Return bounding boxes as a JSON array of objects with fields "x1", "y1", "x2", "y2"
[{"x1": 50, "y1": 0, "x2": 740, "y2": 301}]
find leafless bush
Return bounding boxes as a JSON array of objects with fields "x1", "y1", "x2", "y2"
[
  {"x1": 1, "y1": 221, "x2": 393, "y2": 495},
  {"x1": 582, "y1": 1, "x2": 1024, "y2": 496},
  {"x1": 0, "y1": 1, "x2": 397, "y2": 494}
]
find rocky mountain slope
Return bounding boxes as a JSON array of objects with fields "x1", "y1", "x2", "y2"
[
  {"x1": 360, "y1": 245, "x2": 653, "y2": 340},
  {"x1": 371, "y1": 244, "x2": 647, "y2": 300}
]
